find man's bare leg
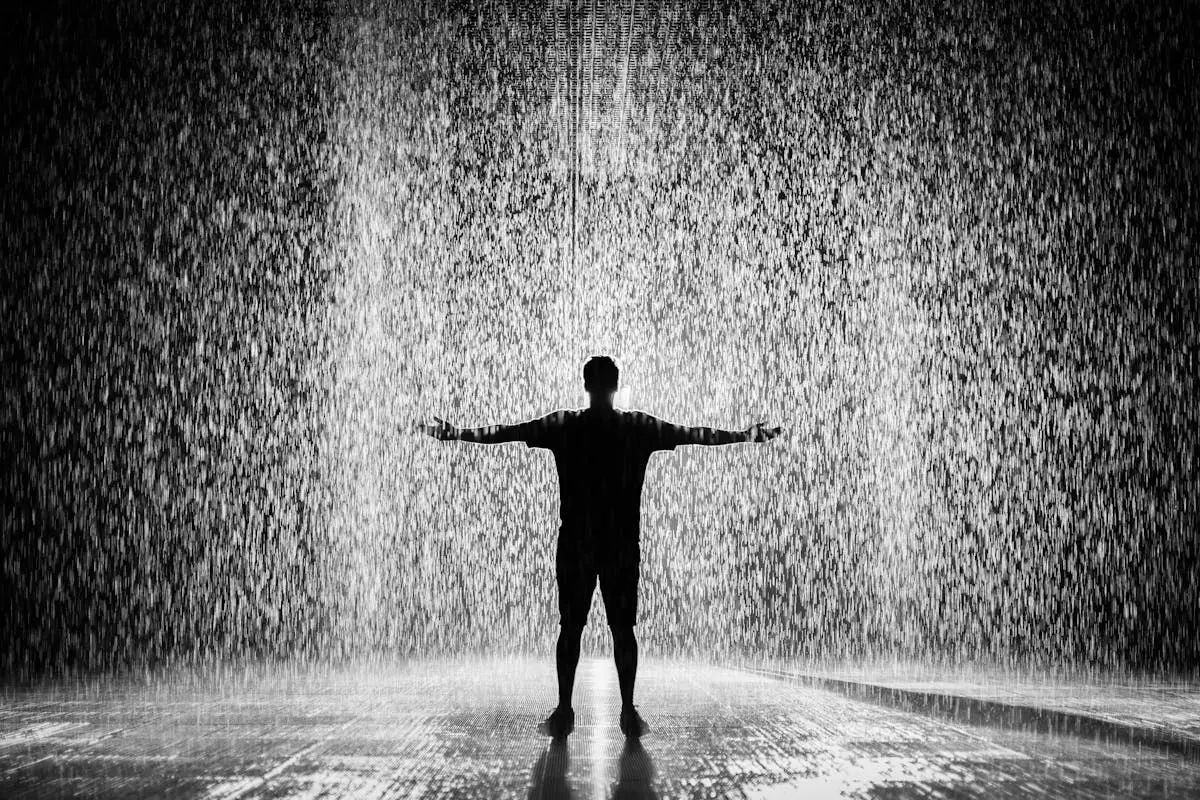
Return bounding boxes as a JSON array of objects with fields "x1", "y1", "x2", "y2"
[
  {"x1": 557, "y1": 623, "x2": 585, "y2": 709},
  {"x1": 612, "y1": 624, "x2": 648, "y2": 736},
  {"x1": 539, "y1": 623, "x2": 584, "y2": 737},
  {"x1": 611, "y1": 624, "x2": 638, "y2": 708}
]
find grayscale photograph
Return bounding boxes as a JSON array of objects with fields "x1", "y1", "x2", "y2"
[{"x1": 2, "y1": 0, "x2": 1197, "y2": 797}]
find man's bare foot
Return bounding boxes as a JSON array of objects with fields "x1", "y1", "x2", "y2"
[
  {"x1": 537, "y1": 706, "x2": 575, "y2": 739},
  {"x1": 619, "y1": 705, "x2": 648, "y2": 738}
]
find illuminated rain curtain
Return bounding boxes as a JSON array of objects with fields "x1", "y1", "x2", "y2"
[{"x1": 2, "y1": 1, "x2": 1196, "y2": 674}]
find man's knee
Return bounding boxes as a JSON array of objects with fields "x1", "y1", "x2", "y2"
[
  {"x1": 609, "y1": 623, "x2": 636, "y2": 642},
  {"x1": 560, "y1": 621, "x2": 586, "y2": 640}
]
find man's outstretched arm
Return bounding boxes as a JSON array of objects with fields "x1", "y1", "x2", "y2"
[
  {"x1": 670, "y1": 421, "x2": 784, "y2": 446},
  {"x1": 414, "y1": 416, "x2": 526, "y2": 443}
]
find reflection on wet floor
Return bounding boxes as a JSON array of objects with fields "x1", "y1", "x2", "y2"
[
  {"x1": 1, "y1": 658, "x2": 1198, "y2": 798},
  {"x1": 531, "y1": 738, "x2": 658, "y2": 800}
]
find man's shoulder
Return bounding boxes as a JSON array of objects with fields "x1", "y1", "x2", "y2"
[
  {"x1": 538, "y1": 409, "x2": 579, "y2": 427},
  {"x1": 521, "y1": 409, "x2": 575, "y2": 449},
  {"x1": 619, "y1": 409, "x2": 661, "y2": 426}
]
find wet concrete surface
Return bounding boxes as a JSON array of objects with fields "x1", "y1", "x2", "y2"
[
  {"x1": 756, "y1": 661, "x2": 1200, "y2": 739},
  {"x1": 748, "y1": 664, "x2": 1200, "y2": 760},
  {"x1": 2, "y1": 657, "x2": 1198, "y2": 798}
]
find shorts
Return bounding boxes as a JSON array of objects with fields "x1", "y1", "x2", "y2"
[{"x1": 556, "y1": 538, "x2": 640, "y2": 628}]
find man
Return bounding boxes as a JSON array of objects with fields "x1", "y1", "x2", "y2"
[{"x1": 417, "y1": 356, "x2": 782, "y2": 739}]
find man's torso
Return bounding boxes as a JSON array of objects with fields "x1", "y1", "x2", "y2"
[{"x1": 531, "y1": 409, "x2": 664, "y2": 551}]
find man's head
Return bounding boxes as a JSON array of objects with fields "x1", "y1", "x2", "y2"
[{"x1": 583, "y1": 355, "x2": 619, "y2": 401}]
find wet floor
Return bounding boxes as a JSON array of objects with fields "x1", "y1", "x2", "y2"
[{"x1": 1, "y1": 658, "x2": 1197, "y2": 799}]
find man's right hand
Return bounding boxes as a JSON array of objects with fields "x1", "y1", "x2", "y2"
[
  {"x1": 414, "y1": 416, "x2": 459, "y2": 440},
  {"x1": 744, "y1": 421, "x2": 784, "y2": 442}
]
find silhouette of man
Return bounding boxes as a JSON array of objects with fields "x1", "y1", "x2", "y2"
[{"x1": 418, "y1": 356, "x2": 782, "y2": 739}]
